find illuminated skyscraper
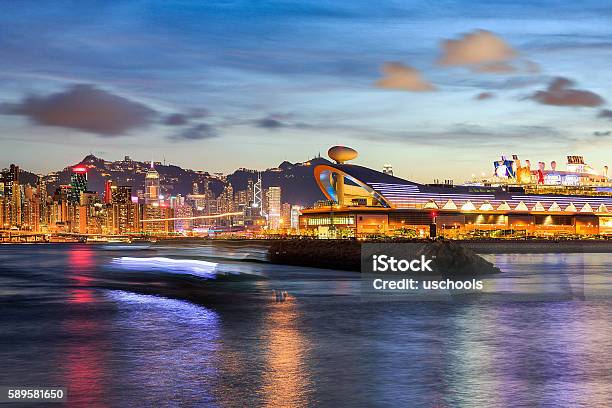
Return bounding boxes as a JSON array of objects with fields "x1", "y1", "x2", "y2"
[
  {"x1": 267, "y1": 186, "x2": 281, "y2": 230},
  {"x1": 22, "y1": 184, "x2": 39, "y2": 231},
  {"x1": 69, "y1": 166, "x2": 88, "y2": 204},
  {"x1": 141, "y1": 205, "x2": 173, "y2": 234},
  {"x1": 281, "y1": 202, "x2": 292, "y2": 228},
  {"x1": 253, "y1": 173, "x2": 264, "y2": 216},
  {"x1": 37, "y1": 175, "x2": 49, "y2": 228},
  {"x1": 0, "y1": 180, "x2": 4, "y2": 228},
  {"x1": 290, "y1": 205, "x2": 302, "y2": 232},
  {"x1": 1, "y1": 165, "x2": 21, "y2": 227},
  {"x1": 104, "y1": 180, "x2": 113, "y2": 204},
  {"x1": 112, "y1": 185, "x2": 135, "y2": 234},
  {"x1": 145, "y1": 162, "x2": 160, "y2": 205}
]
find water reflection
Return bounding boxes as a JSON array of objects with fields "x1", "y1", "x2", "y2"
[
  {"x1": 261, "y1": 292, "x2": 313, "y2": 408},
  {"x1": 0, "y1": 244, "x2": 610, "y2": 407},
  {"x1": 62, "y1": 246, "x2": 108, "y2": 406},
  {"x1": 61, "y1": 318, "x2": 108, "y2": 407},
  {"x1": 445, "y1": 305, "x2": 503, "y2": 407},
  {"x1": 105, "y1": 290, "x2": 221, "y2": 406},
  {"x1": 68, "y1": 245, "x2": 95, "y2": 287}
]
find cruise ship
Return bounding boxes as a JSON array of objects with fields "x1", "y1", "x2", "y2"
[
  {"x1": 299, "y1": 147, "x2": 612, "y2": 238},
  {"x1": 467, "y1": 154, "x2": 611, "y2": 191}
]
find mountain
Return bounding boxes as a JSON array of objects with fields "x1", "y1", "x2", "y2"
[
  {"x1": 227, "y1": 157, "x2": 331, "y2": 206},
  {"x1": 45, "y1": 155, "x2": 225, "y2": 198},
  {"x1": 12, "y1": 155, "x2": 330, "y2": 206}
]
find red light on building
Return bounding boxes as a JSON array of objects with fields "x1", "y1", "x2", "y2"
[
  {"x1": 104, "y1": 180, "x2": 112, "y2": 204},
  {"x1": 72, "y1": 166, "x2": 88, "y2": 174}
]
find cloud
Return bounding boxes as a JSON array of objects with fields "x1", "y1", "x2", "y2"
[
  {"x1": 530, "y1": 77, "x2": 605, "y2": 107},
  {"x1": 1, "y1": 84, "x2": 157, "y2": 136},
  {"x1": 470, "y1": 59, "x2": 540, "y2": 75},
  {"x1": 375, "y1": 62, "x2": 435, "y2": 92},
  {"x1": 593, "y1": 130, "x2": 611, "y2": 137},
  {"x1": 475, "y1": 92, "x2": 495, "y2": 100},
  {"x1": 169, "y1": 123, "x2": 218, "y2": 141},
  {"x1": 162, "y1": 109, "x2": 210, "y2": 126},
  {"x1": 255, "y1": 117, "x2": 285, "y2": 129},
  {"x1": 500, "y1": 76, "x2": 547, "y2": 89},
  {"x1": 598, "y1": 109, "x2": 612, "y2": 119},
  {"x1": 524, "y1": 60, "x2": 541, "y2": 74},
  {"x1": 439, "y1": 30, "x2": 517, "y2": 67},
  {"x1": 472, "y1": 62, "x2": 517, "y2": 74},
  {"x1": 188, "y1": 108, "x2": 209, "y2": 119},
  {"x1": 163, "y1": 113, "x2": 189, "y2": 126},
  {"x1": 252, "y1": 114, "x2": 314, "y2": 130},
  {"x1": 354, "y1": 123, "x2": 576, "y2": 149}
]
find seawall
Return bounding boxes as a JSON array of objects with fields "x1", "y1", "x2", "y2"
[{"x1": 267, "y1": 238, "x2": 612, "y2": 271}]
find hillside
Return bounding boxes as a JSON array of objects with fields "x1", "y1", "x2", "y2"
[{"x1": 10, "y1": 155, "x2": 330, "y2": 206}]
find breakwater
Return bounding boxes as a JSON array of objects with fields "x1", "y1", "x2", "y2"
[
  {"x1": 266, "y1": 238, "x2": 612, "y2": 271},
  {"x1": 268, "y1": 239, "x2": 361, "y2": 271},
  {"x1": 268, "y1": 239, "x2": 501, "y2": 273}
]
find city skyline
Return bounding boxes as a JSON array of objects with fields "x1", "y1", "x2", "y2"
[{"x1": 2, "y1": 1, "x2": 612, "y2": 182}]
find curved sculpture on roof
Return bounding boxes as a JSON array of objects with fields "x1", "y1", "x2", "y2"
[{"x1": 314, "y1": 164, "x2": 392, "y2": 208}]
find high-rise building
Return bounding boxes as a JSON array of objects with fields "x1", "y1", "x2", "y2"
[
  {"x1": 37, "y1": 176, "x2": 49, "y2": 228},
  {"x1": 112, "y1": 185, "x2": 135, "y2": 234},
  {"x1": 50, "y1": 186, "x2": 70, "y2": 231},
  {"x1": 174, "y1": 203, "x2": 193, "y2": 231},
  {"x1": 145, "y1": 162, "x2": 160, "y2": 205},
  {"x1": 141, "y1": 204, "x2": 173, "y2": 234},
  {"x1": 219, "y1": 184, "x2": 234, "y2": 215},
  {"x1": 22, "y1": 184, "x2": 39, "y2": 231},
  {"x1": 79, "y1": 192, "x2": 101, "y2": 234},
  {"x1": 104, "y1": 180, "x2": 113, "y2": 204},
  {"x1": 281, "y1": 203, "x2": 292, "y2": 229},
  {"x1": 290, "y1": 205, "x2": 302, "y2": 232},
  {"x1": 0, "y1": 180, "x2": 4, "y2": 229},
  {"x1": 1, "y1": 165, "x2": 22, "y2": 228},
  {"x1": 267, "y1": 186, "x2": 281, "y2": 230},
  {"x1": 253, "y1": 174, "x2": 264, "y2": 217},
  {"x1": 69, "y1": 166, "x2": 88, "y2": 204},
  {"x1": 247, "y1": 179, "x2": 254, "y2": 205}
]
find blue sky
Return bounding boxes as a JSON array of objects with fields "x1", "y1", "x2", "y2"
[{"x1": 1, "y1": 0, "x2": 612, "y2": 182}]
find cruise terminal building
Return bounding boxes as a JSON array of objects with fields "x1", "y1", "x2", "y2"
[{"x1": 300, "y1": 146, "x2": 612, "y2": 238}]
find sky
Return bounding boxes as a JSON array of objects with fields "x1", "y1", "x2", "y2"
[{"x1": 1, "y1": 0, "x2": 612, "y2": 183}]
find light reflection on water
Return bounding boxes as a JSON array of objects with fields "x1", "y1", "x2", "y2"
[
  {"x1": 62, "y1": 245, "x2": 109, "y2": 407},
  {"x1": 0, "y1": 244, "x2": 610, "y2": 407},
  {"x1": 261, "y1": 296, "x2": 313, "y2": 408},
  {"x1": 104, "y1": 290, "x2": 222, "y2": 406}
]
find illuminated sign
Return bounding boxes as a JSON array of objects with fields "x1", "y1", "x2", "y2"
[
  {"x1": 562, "y1": 175, "x2": 579, "y2": 186},
  {"x1": 600, "y1": 217, "x2": 612, "y2": 228},
  {"x1": 493, "y1": 159, "x2": 515, "y2": 178},
  {"x1": 544, "y1": 174, "x2": 562, "y2": 185},
  {"x1": 567, "y1": 156, "x2": 585, "y2": 165},
  {"x1": 72, "y1": 166, "x2": 87, "y2": 174}
]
